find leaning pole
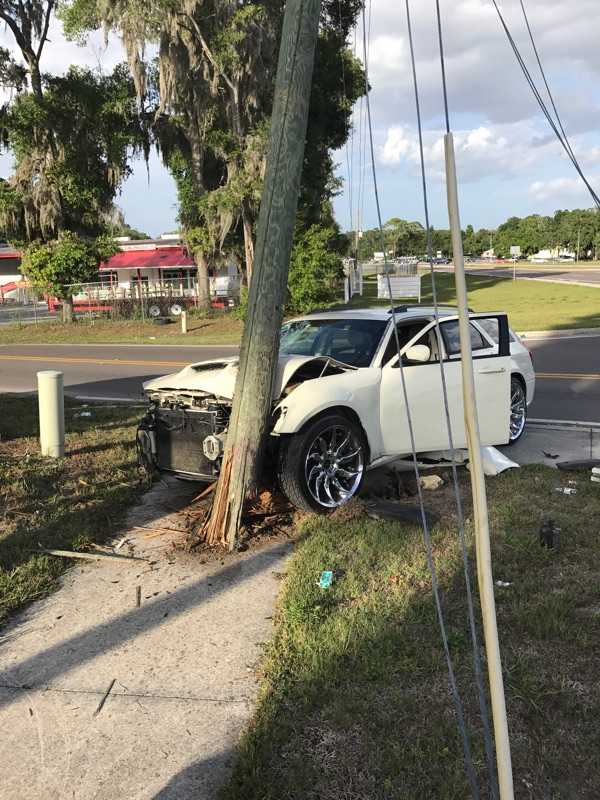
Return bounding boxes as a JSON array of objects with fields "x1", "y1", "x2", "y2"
[
  {"x1": 444, "y1": 133, "x2": 515, "y2": 799},
  {"x1": 203, "y1": 0, "x2": 322, "y2": 549}
]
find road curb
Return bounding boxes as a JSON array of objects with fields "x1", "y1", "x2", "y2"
[
  {"x1": 518, "y1": 327, "x2": 600, "y2": 339},
  {"x1": 527, "y1": 418, "x2": 600, "y2": 432}
]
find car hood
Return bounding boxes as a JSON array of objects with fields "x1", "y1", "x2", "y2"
[{"x1": 142, "y1": 355, "x2": 351, "y2": 400}]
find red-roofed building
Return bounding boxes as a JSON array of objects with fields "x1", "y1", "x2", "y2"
[
  {"x1": 0, "y1": 246, "x2": 26, "y2": 301},
  {"x1": 99, "y1": 239, "x2": 199, "y2": 291}
]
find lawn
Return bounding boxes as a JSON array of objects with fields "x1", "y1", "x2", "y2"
[
  {"x1": 0, "y1": 396, "x2": 144, "y2": 624},
  {"x1": 358, "y1": 272, "x2": 600, "y2": 331},
  {"x1": 1, "y1": 273, "x2": 599, "y2": 347},
  {"x1": 0, "y1": 312, "x2": 243, "y2": 346},
  {"x1": 222, "y1": 466, "x2": 600, "y2": 799}
]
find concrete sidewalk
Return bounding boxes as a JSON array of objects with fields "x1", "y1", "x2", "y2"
[
  {"x1": 0, "y1": 479, "x2": 292, "y2": 800},
  {"x1": 499, "y1": 421, "x2": 600, "y2": 468}
]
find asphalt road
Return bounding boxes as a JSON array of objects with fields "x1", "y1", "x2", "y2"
[
  {"x1": 436, "y1": 266, "x2": 600, "y2": 286},
  {"x1": 0, "y1": 344, "x2": 238, "y2": 402},
  {"x1": 0, "y1": 336, "x2": 598, "y2": 423}
]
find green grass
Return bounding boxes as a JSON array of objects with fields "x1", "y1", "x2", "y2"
[
  {"x1": 222, "y1": 467, "x2": 600, "y2": 799},
  {"x1": 0, "y1": 313, "x2": 243, "y2": 346},
  {"x1": 1, "y1": 272, "x2": 598, "y2": 347},
  {"x1": 0, "y1": 396, "x2": 144, "y2": 624},
  {"x1": 355, "y1": 273, "x2": 600, "y2": 331}
]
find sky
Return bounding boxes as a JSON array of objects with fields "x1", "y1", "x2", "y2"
[{"x1": 2, "y1": 0, "x2": 600, "y2": 236}]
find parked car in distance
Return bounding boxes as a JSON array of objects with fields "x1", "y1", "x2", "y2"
[{"x1": 138, "y1": 305, "x2": 535, "y2": 512}]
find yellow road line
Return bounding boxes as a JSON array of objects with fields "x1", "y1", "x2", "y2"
[
  {"x1": 0, "y1": 354, "x2": 188, "y2": 368},
  {"x1": 0, "y1": 355, "x2": 598, "y2": 381},
  {"x1": 536, "y1": 372, "x2": 600, "y2": 381}
]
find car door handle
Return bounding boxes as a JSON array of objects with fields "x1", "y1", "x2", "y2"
[{"x1": 478, "y1": 366, "x2": 506, "y2": 374}]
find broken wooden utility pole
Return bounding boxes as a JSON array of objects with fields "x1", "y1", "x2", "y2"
[{"x1": 203, "y1": 0, "x2": 322, "y2": 549}]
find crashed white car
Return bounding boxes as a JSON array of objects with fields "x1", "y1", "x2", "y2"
[{"x1": 138, "y1": 306, "x2": 535, "y2": 511}]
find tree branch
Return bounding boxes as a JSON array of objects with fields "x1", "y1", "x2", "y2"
[
  {"x1": 0, "y1": 11, "x2": 31, "y2": 57},
  {"x1": 179, "y1": 12, "x2": 235, "y2": 93},
  {"x1": 36, "y1": 0, "x2": 54, "y2": 61}
]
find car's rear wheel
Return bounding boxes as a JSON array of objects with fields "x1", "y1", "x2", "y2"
[
  {"x1": 277, "y1": 413, "x2": 367, "y2": 512},
  {"x1": 508, "y1": 375, "x2": 527, "y2": 444}
]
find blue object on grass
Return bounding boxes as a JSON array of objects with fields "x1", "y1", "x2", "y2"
[{"x1": 319, "y1": 570, "x2": 334, "y2": 589}]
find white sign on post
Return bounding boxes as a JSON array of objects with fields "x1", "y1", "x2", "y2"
[
  {"x1": 510, "y1": 245, "x2": 520, "y2": 281},
  {"x1": 377, "y1": 274, "x2": 421, "y2": 301}
]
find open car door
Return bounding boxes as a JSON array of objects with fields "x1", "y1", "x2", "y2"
[{"x1": 379, "y1": 313, "x2": 511, "y2": 455}]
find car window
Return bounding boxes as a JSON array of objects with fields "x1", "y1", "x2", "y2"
[
  {"x1": 280, "y1": 318, "x2": 388, "y2": 367},
  {"x1": 441, "y1": 320, "x2": 489, "y2": 356},
  {"x1": 476, "y1": 318, "x2": 500, "y2": 344},
  {"x1": 382, "y1": 320, "x2": 430, "y2": 365}
]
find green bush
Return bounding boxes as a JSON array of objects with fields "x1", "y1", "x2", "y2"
[{"x1": 287, "y1": 224, "x2": 343, "y2": 313}]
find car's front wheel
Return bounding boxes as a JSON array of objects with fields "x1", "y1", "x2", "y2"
[
  {"x1": 508, "y1": 375, "x2": 527, "y2": 444},
  {"x1": 277, "y1": 412, "x2": 367, "y2": 512}
]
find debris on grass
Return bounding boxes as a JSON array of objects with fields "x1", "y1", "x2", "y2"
[
  {"x1": 539, "y1": 519, "x2": 561, "y2": 549},
  {"x1": 555, "y1": 487, "x2": 577, "y2": 496},
  {"x1": 318, "y1": 571, "x2": 334, "y2": 589},
  {"x1": 419, "y1": 474, "x2": 444, "y2": 491}
]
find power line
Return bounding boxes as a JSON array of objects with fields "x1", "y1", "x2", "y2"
[
  {"x1": 518, "y1": 0, "x2": 577, "y2": 165},
  {"x1": 491, "y1": 0, "x2": 600, "y2": 209},
  {"x1": 431, "y1": 2, "x2": 498, "y2": 795},
  {"x1": 361, "y1": 3, "x2": 480, "y2": 795}
]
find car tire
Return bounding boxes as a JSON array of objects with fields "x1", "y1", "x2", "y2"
[
  {"x1": 507, "y1": 375, "x2": 527, "y2": 444},
  {"x1": 277, "y1": 412, "x2": 367, "y2": 513}
]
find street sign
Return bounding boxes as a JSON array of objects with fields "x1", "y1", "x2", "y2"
[{"x1": 510, "y1": 245, "x2": 521, "y2": 256}]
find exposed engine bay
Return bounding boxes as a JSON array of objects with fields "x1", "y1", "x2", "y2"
[{"x1": 137, "y1": 356, "x2": 353, "y2": 481}]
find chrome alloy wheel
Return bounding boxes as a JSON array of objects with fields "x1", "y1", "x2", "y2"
[
  {"x1": 304, "y1": 424, "x2": 364, "y2": 508},
  {"x1": 509, "y1": 379, "x2": 527, "y2": 441}
]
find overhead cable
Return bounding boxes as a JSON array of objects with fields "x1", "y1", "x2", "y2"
[
  {"x1": 360, "y1": 4, "x2": 480, "y2": 796},
  {"x1": 491, "y1": 0, "x2": 600, "y2": 209},
  {"x1": 431, "y1": 1, "x2": 498, "y2": 795}
]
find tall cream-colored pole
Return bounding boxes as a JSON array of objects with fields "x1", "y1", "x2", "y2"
[
  {"x1": 38, "y1": 370, "x2": 65, "y2": 458},
  {"x1": 444, "y1": 132, "x2": 514, "y2": 799}
]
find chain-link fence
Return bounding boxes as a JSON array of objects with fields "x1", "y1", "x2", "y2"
[{"x1": 61, "y1": 276, "x2": 241, "y2": 321}]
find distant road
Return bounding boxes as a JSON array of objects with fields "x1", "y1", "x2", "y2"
[
  {"x1": 433, "y1": 265, "x2": 600, "y2": 286},
  {"x1": 0, "y1": 343, "x2": 237, "y2": 402},
  {"x1": 0, "y1": 338, "x2": 598, "y2": 423}
]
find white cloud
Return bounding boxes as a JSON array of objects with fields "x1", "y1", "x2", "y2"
[
  {"x1": 362, "y1": 0, "x2": 600, "y2": 129},
  {"x1": 379, "y1": 121, "x2": 555, "y2": 182},
  {"x1": 528, "y1": 175, "x2": 600, "y2": 202}
]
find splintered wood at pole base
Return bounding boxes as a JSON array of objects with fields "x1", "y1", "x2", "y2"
[{"x1": 202, "y1": 451, "x2": 234, "y2": 546}]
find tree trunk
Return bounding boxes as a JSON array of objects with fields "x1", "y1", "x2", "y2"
[
  {"x1": 202, "y1": 0, "x2": 322, "y2": 550},
  {"x1": 28, "y1": 59, "x2": 43, "y2": 101},
  {"x1": 62, "y1": 295, "x2": 74, "y2": 323},
  {"x1": 196, "y1": 253, "x2": 210, "y2": 309}
]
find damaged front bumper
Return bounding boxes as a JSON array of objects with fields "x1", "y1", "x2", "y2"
[{"x1": 137, "y1": 404, "x2": 228, "y2": 481}]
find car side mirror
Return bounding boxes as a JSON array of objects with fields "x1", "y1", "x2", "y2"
[{"x1": 404, "y1": 344, "x2": 431, "y2": 364}]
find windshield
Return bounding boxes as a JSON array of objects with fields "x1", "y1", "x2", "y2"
[{"x1": 280, "y1": 318, "x2": 388, "y2": 367}]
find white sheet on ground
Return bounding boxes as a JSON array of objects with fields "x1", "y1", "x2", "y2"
[
  {"x1": 478, "y1": 446, "x2": 519, "y2": 475},
  {"x1": 408, "y1": 446, "x2": 519, "y2": 476}
]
